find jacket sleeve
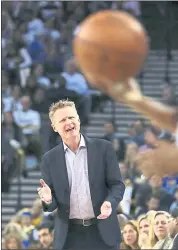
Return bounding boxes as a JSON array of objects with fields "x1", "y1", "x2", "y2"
[
  {"x1": 40, "y1": 156, "x2": 58, "y2": 212},
  {"x1": 104, "y1": 142, "x2": 125, "y2": 210}
]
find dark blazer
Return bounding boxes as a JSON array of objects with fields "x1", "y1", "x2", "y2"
[{"x1": 40, "y1": 135, "x2": 125, "y2": 249}]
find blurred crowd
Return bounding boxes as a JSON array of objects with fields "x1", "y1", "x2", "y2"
[{"x1": 2, "y1": 1, "x2": 178, "y2": 249}]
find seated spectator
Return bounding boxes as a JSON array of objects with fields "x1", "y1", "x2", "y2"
[
  {"x1": 168, "y1": 208, "x2": 178, "y2": 249},
  {"x1": 13, "y1": 95, "x2": 42, "y2": 160},
  {"x1": 44, "y1": 40, "x2": 64, "y2": 75},
  {"x1": 31, "y1": 199, "x2": 44, "y2": 228},
  {"x1": 132, "y1": 119, "x2": 145, "y2": 147},
  {"x1": 25, "y1": 75, "x2": 39, "y2": 99},
  {"x1": 37, "y1": 222, "x2": 53, "y2": 249},
  {"x1": 4, "y1": 233, "x2": 23, "y2": 249},
  {"x1": 33, "y1": 64, "x2": 51, "y2": 89},
  {"x1": 135, "y1": 194, "x2": 160, "y2": 218},
  {"x1": 61, "y1": 59, "x2": 92, "y2": 124},
  {"x1": 135, "y1": 176, "x2": 175, "y2": 215},
  {"x1": 138, "y1": 212, "x2": 157, "y2": 249},
  {"x1": 32, "y1": 88, "x2": 50, "y2": 114},
  {"x1": 153, "y1": 211, "x2": 173, "y2": 249},
  {"x1": 44, "y1": 18, "x2": 60, "y2": 41},
  {"x1": 120, "y1": 220, "x2": 140, "y2": 249},
  {"x1": 103, "y1": 120, "x2": 118, "y2": 141},
  {"x1": 3, "y1": 85, "x2": 23, "y2": 113}
]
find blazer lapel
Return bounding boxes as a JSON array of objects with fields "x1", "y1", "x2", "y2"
[{"x1": 51, "y1": 144, "x2": 70, "y2": 196}]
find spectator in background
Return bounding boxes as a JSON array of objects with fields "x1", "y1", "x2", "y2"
[
  {"x1": 153, "y1": 212, "x2": 173, "y2": 249},
  {"x1": 162, "y1": 86, "x2": 177, "y2": 107},
  {"x1": 37, "y1": 222, "x2": 53, "y2": 249},
  {"x1": 4, "y1": 233, "x2": 23, "y2": 249},
  {"x1": 132, "y1": 119, "x2": 145, "y2": 147},
  {"x1": 120, "y1": 220, "x2": 140, "y2": 250},
  {"x1": 168, "y1": 208, "x2": 178, "y2": 250},
  {"x1": 61, "y1": 59, "x2": 92, "y2": 124},
  {"x1": 135, "y1": 176, "x2": 175, "y2": 216},
  {"x1": 3, "y1": 85, "x2": 22, "y2": 113},
  {"x1": 44, "y1": 40, "x2": 64, "y2": 75},
  {"x1": 33, "y1": 64, "x2": 51, "y2": 89},
  {"x1": 103, "y1": 120, "x2": 117, "y2": 141},
  {"x1": 13, "y1": 95, "x2": 42, "y2": 161}
]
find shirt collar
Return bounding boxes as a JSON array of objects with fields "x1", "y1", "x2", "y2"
[{"x1": 63, "y1": 134, "x2": 86, "y2": 152}]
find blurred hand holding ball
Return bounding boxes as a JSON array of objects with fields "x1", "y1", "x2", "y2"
[{"x1": 73, "y1": 10, "x2": 149, "y2": 92}]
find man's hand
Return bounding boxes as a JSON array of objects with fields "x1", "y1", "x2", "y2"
[
  {"x1": 97, "y1": 201, "x2": 112, "y2": 219},
  {"x1": 136, "y1": 140, "x2": 178, "y2": 178},
  {"x1": 37, "y1": 179, "x2": 52, "y2": 204}
]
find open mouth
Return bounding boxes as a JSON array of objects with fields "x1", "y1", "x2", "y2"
[{"x1": 66, "y1": 127, "x2": 75, "y2": 132}]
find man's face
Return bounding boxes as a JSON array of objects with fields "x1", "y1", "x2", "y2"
[
  {"x1": 38, "y1": 228, "x2": 53, "y2": 248},
  {"x1": 52, "y1": 106, "x2": 80, "y2": 142}
]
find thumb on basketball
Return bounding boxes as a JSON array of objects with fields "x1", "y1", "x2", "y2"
[{"x1": 40, "y1": 179, "x2": 47, "y2": 187}]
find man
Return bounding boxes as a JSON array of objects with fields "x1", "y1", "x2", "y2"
[
  {"x1": 37, "y1": 222, "x2": 53, "y2": 249},
  {"x1": 13, "y1": 95, "x2": 42, "y2": 160},
  {"x1": 103, "y1": 78, "x2": 178, "y2": 177},
  {"x1": 37, "y1": 100, "x2": 125, "y2": 249},
  {"x1": 168, "y1": 208, "x2": 178, "y2": 249}
]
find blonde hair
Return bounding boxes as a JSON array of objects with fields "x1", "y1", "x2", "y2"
[
  {"x1": 49, "y1": 99, "x2": 76, "y2": 122},
  {"x1": 137, "y1": 211, "x2": 157, "y2": 249}
]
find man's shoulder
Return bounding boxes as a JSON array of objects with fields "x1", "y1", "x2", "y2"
[
  {"x1": 43, "y1": 143, "x2": 62, "y2": 159},
  {"x1": 86, "y1": 136, "x2": 111, "y2": 147}
]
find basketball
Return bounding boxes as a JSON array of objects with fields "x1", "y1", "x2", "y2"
[{"x1": 73, "y1": 10, "x2": 149, "y2": 90}]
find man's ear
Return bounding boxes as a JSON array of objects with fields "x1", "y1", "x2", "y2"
[{"x1": 51, "y1": 123, "x2": 57, "y2": 132}]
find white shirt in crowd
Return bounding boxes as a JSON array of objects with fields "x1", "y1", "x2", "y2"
[
  {"x1": 3, "y1": 97, "x2": 22, "y2": 112},
  {"x1": 61, "y1": 72, "x2": 89, "y2": 95},
  {"x1": 13, "y1": 109, "x2": 41, "y2": 135}
]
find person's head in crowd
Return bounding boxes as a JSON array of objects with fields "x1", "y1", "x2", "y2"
[
  {"x1": 12, "y1": 85, "x2": 22, "y2": 100},
  {"x1": 37, "y1": 222, "x2": 53, "y2": 248},
  {"x1": 138, "y1": 211, "x2": 157, "y2": 248},
  {"x1": 148, "y1": 175, "x2": 162, "y2": 189},
  {"x1": 153, "y1": 211, "x2": 170, "y2": 241},
  {"x1": 20, "y1": 95, "x2": 32, "y2": 111},
  {"x1": 33, "y1": 88, "x2": 46, "y2": 104},
  {"x1": 168, "y1": 207, "x2": 178, "y2": 238},
  {"x1": 65, "y1": 59, "x2": 77, "y2": 75},
  {"x1": 3, "y1": 112, "x2": 13, "y2": 126},
  {"x1": 120, "y1": 161, "x2": 130, "y2": 180},
  {"x1": 4, "y1": 233, "x2": 22, "y2": 249},
  {"x1": 20, "y1": 209, "x2": 32, "y2": 228},
  {"x1": 125, "y1": 142, "x2": 138, "y2": 167},
  {"x1": 49, "y1": 100, "x2": 80, "y2": 147},
  {"x1": 33, "y1": 64, "x2": 45, "y2": 78},
  {"x1": 133, "y1": 119, "x2": 145, "y2": 135},
  {"x1": 3, "y1": 222, "x2": 23, "y2": 238},
  {"x1": 103, "y1": 120, "x2": 116, "y2": 141},
  {"x1": 138, "y1": 214, "x2": 151, "y2": 248},
  {"x1": 146, "y1": 195, "x2": 160, "y2": 212},
  {"x1": 26, "y1": 75, "x2": 37, "y2": 90},
  {"x1": 121, "y1": 220, "x2": 140, "y2": 249}
]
